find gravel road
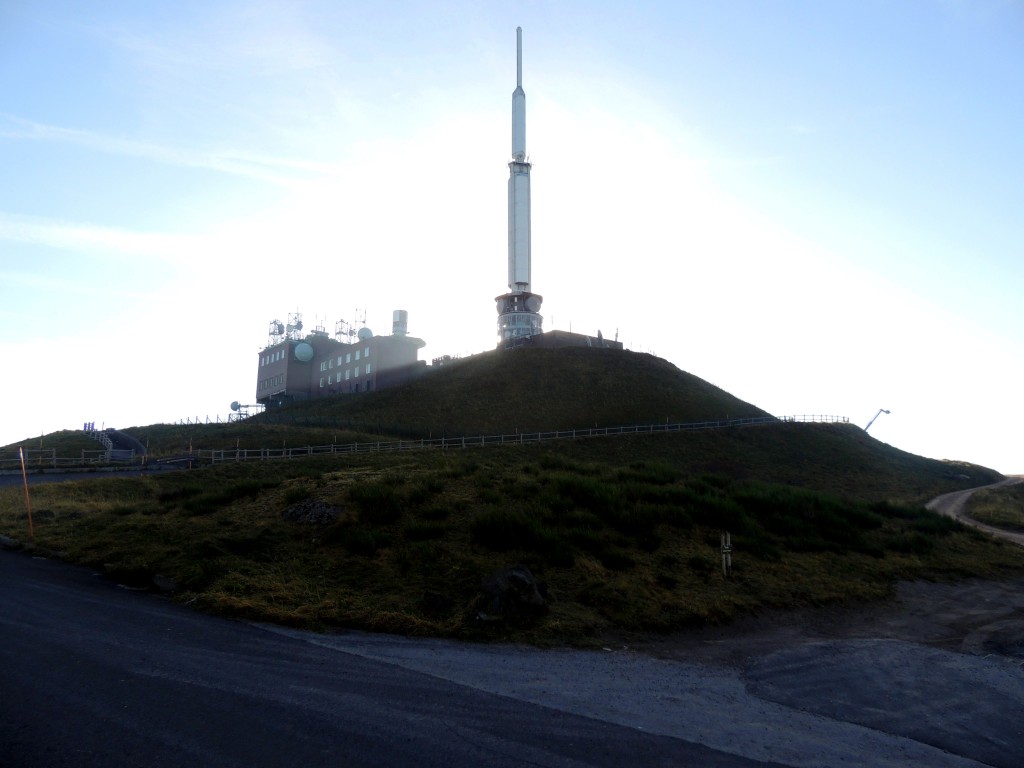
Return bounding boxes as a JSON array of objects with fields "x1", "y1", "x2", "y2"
[
  {"x1": 265, "y1": 582, "x2": 1024, "y2": 768},
  {"x1": 927, "y1": 476, "x2": 1024, "y2": 546}
]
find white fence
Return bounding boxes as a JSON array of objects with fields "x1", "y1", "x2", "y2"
[
  {"x1": 1, "y1": 415, "x2": 849, "y2": 470},
  {"x1": 0, "y1": 449, "x2": 129, "y2": 470},
  {"x1": 201, "y1": 415, "x2": 849, "y2": 464}
]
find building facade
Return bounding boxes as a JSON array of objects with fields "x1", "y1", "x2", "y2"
[{"x1": 256, "y1": 314, "x2": 426, "y2": 408}]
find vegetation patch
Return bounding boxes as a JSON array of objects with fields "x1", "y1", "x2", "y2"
[{"x1": 968, "y1": 483, "x2": 1024, "y2": 532}]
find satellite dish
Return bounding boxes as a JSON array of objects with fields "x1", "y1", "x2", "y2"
[
  {"x1": 230, "y1": 401, "x2": 240, "y2": 412},
  {"x1": 525, "y1": 295, "x2": 542, "y2": 313},
  {"x1": 294, "y1": 342, "x2": 314, "y2": 362},
  {"x1": 357, "y1": 327, "x2": 373, "y2": 341}
]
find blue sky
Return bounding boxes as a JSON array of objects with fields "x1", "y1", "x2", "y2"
[{"x1": 1, "y1": 1, "x2": 1021, "y2": 473}]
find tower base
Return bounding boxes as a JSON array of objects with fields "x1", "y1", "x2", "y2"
[{"x1": 496, "y1": 291, "x2": 543, "y2": 346}]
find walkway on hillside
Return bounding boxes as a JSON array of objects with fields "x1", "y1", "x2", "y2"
[{"x1": 927, "y1": 477, "x2": 1024, "y2": 547}]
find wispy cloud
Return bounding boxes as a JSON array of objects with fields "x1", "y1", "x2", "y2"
[
  {"x1": 0, "y1": 211, "x2": 193, "y2": 259},
  {"x1": 0, "y1": 267, "x2": 163, "y2": 303},
  {"x1": 0, "y1": 113, "x2": 342, "y2": 185}
]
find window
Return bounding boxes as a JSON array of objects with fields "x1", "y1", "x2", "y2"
[
  {"x1": 329, "y1": 359, "x2": 334, "y2": 369},
  {"x1": 355, "y1": 350, "x2": 360, "y2": 361},
  {"x1": 364, "y1": 346, "x2": 370, "y2": 358},
  {"x1": 355, "y1": 366, "x2": 360, "y2": 377},
  {"x1": 366, "y1": 362, "x2": 372, "y2": 374},
  {"x1": 346, "y1": 353, "x2": 351, "y2": 363},
  {"x1": 345, "y1": 369, "x2": 350, "y2": 381},
  {"x1": 319, "y1": 377, "x2": 324, "y2": 388},
  {"x1": 337, "y1": 356, "x2": 343, "y2": 366}
]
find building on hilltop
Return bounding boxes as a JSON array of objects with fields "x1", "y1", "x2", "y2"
[
  {"x1": 505, "y1": 328, "x2": 622, "y2": 350},
  {"x1": 256, "y1": 310, "x2": 426, "y2": 408}
]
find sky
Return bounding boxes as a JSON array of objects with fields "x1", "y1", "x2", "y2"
[{"x1": 1, "y1": 0, "x2": 1021, "y2": 473}]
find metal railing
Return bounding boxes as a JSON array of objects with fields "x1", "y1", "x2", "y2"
[
  {"x1": 0, "y1": 448, "x2": 126, "y2": 470},
  {"x1": 1, "y1": 415, "x2": 849, "y2": 470},
  {"x1": 200, "y1": 415, "x2": 848, "y2": 464},
  {"x1": 778, "y1": 415, "x2": 850, "y2": 424}
]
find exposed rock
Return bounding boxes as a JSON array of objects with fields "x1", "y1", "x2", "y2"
[
  {"x1": 477, "y1": 564, "x2": 548, "y2": 622},
  {"x1": 152, "y1": 574, "x2": 180, "y2": 594},
  {"x1": 282, "y1": 499, "x2": 342, "y2": 525}
]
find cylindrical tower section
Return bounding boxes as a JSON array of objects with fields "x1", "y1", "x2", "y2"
[
  {"x1": 512, "y1": 94, "x2": 526, "y2": 161},
  {"x1": 507, "y1": 163, "x2": 532, "y2": 291},
  {"x1": 392, "y1": 309, "x2": 408, "y2": 336},
  {"x1": 512, "y1": 27, "x2": 526, "y2": 161}
]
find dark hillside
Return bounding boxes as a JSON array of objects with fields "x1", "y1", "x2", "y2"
[
  {"x1": 4, "y1": 348, "x2": 999, "y2": 509},
  {"x1": 263, "y1": 347, "x2": 768, "y2": 435},
  {"x1": 529, "y1": 423, "x2": 1002, "y2": 505}
]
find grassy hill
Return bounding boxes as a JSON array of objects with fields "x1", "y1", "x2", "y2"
[
  {"x1": 252, "y1": 347, "x2": 771, "y2": 436},
  {"x1": 1, "y1": 347, "x2": 1020, "y2": 644}
]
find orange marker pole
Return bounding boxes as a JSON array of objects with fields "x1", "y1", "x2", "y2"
[{"x1": 19, "y1": 447, "x2": 34, "y2": 541}]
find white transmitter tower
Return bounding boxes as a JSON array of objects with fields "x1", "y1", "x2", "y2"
[{"x1": 496, "y1": 26, "x2": 543, "y2": 345}]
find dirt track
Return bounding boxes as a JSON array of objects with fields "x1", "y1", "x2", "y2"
[{"x1": 927, "y1": 476, "x2": 1024, "y2": 546}]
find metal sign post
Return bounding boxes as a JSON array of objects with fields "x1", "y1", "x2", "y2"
[{"x1": 721, "y1": 532, "x2": 732, "y2": 577}]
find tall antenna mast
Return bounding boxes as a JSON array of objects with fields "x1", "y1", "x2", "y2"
[
  {"x1": 517, "y1": 26, "x2": 522, "y2": 88},
  {"x1": 495, "y1": 26, "x2": 543, "y2": 346},
  {"x1": 511, "y1": 26, "x2": 526, "y2": 162}
]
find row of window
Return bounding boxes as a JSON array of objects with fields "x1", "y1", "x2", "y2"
[
  {"x1": 319, "y1": 347, "x2": 370, "y2": 372},
  {"x1": 260, "y1": 349, "x2": 286, "y2": 367},
  {"x1": 320, "y1": 363, "x2": 372, "y2": 387},
  {"x1": 258, "y1": 374, "x2": 285, "y2": 391},
  {"x1": 260, "y1": 346, "x2": 372, "y2": 369}
]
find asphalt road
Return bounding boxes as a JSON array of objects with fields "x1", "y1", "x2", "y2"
[
  {"x1": 0, "y1": 552, "x2": 775, "y2": 768},
  {"x1": 0, "y1": 466, "x2": 183, "y2": 488}
]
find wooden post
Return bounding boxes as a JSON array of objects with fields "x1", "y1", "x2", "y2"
[
  {"x1": 19, "y1": 448, "x2": 34, "y2": 541},
  {"x1": 721, "y1": 532, "x2": 732, "y2": 577}
]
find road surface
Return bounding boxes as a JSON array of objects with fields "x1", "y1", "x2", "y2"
[
  {"x1": 0, "y1": 552, "x2": 778, "y2": 768},
  {"x1": 927, "y1": 476, "x2": 1024, "y2": 547},
  {"x1": 4, "y1": 548, "x2": 1023, "y2": 767},
  {"x1": 4, "y1": 479, "x2": 1024, "y2": 766}
]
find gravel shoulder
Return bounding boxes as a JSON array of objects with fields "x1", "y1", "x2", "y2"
[
  {"x1": 264, "y1": 573, "x2": 1024, "y2": 767},
  {"x1": 263, "y1": 483, "x2": 1024, "y2": 768}
]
